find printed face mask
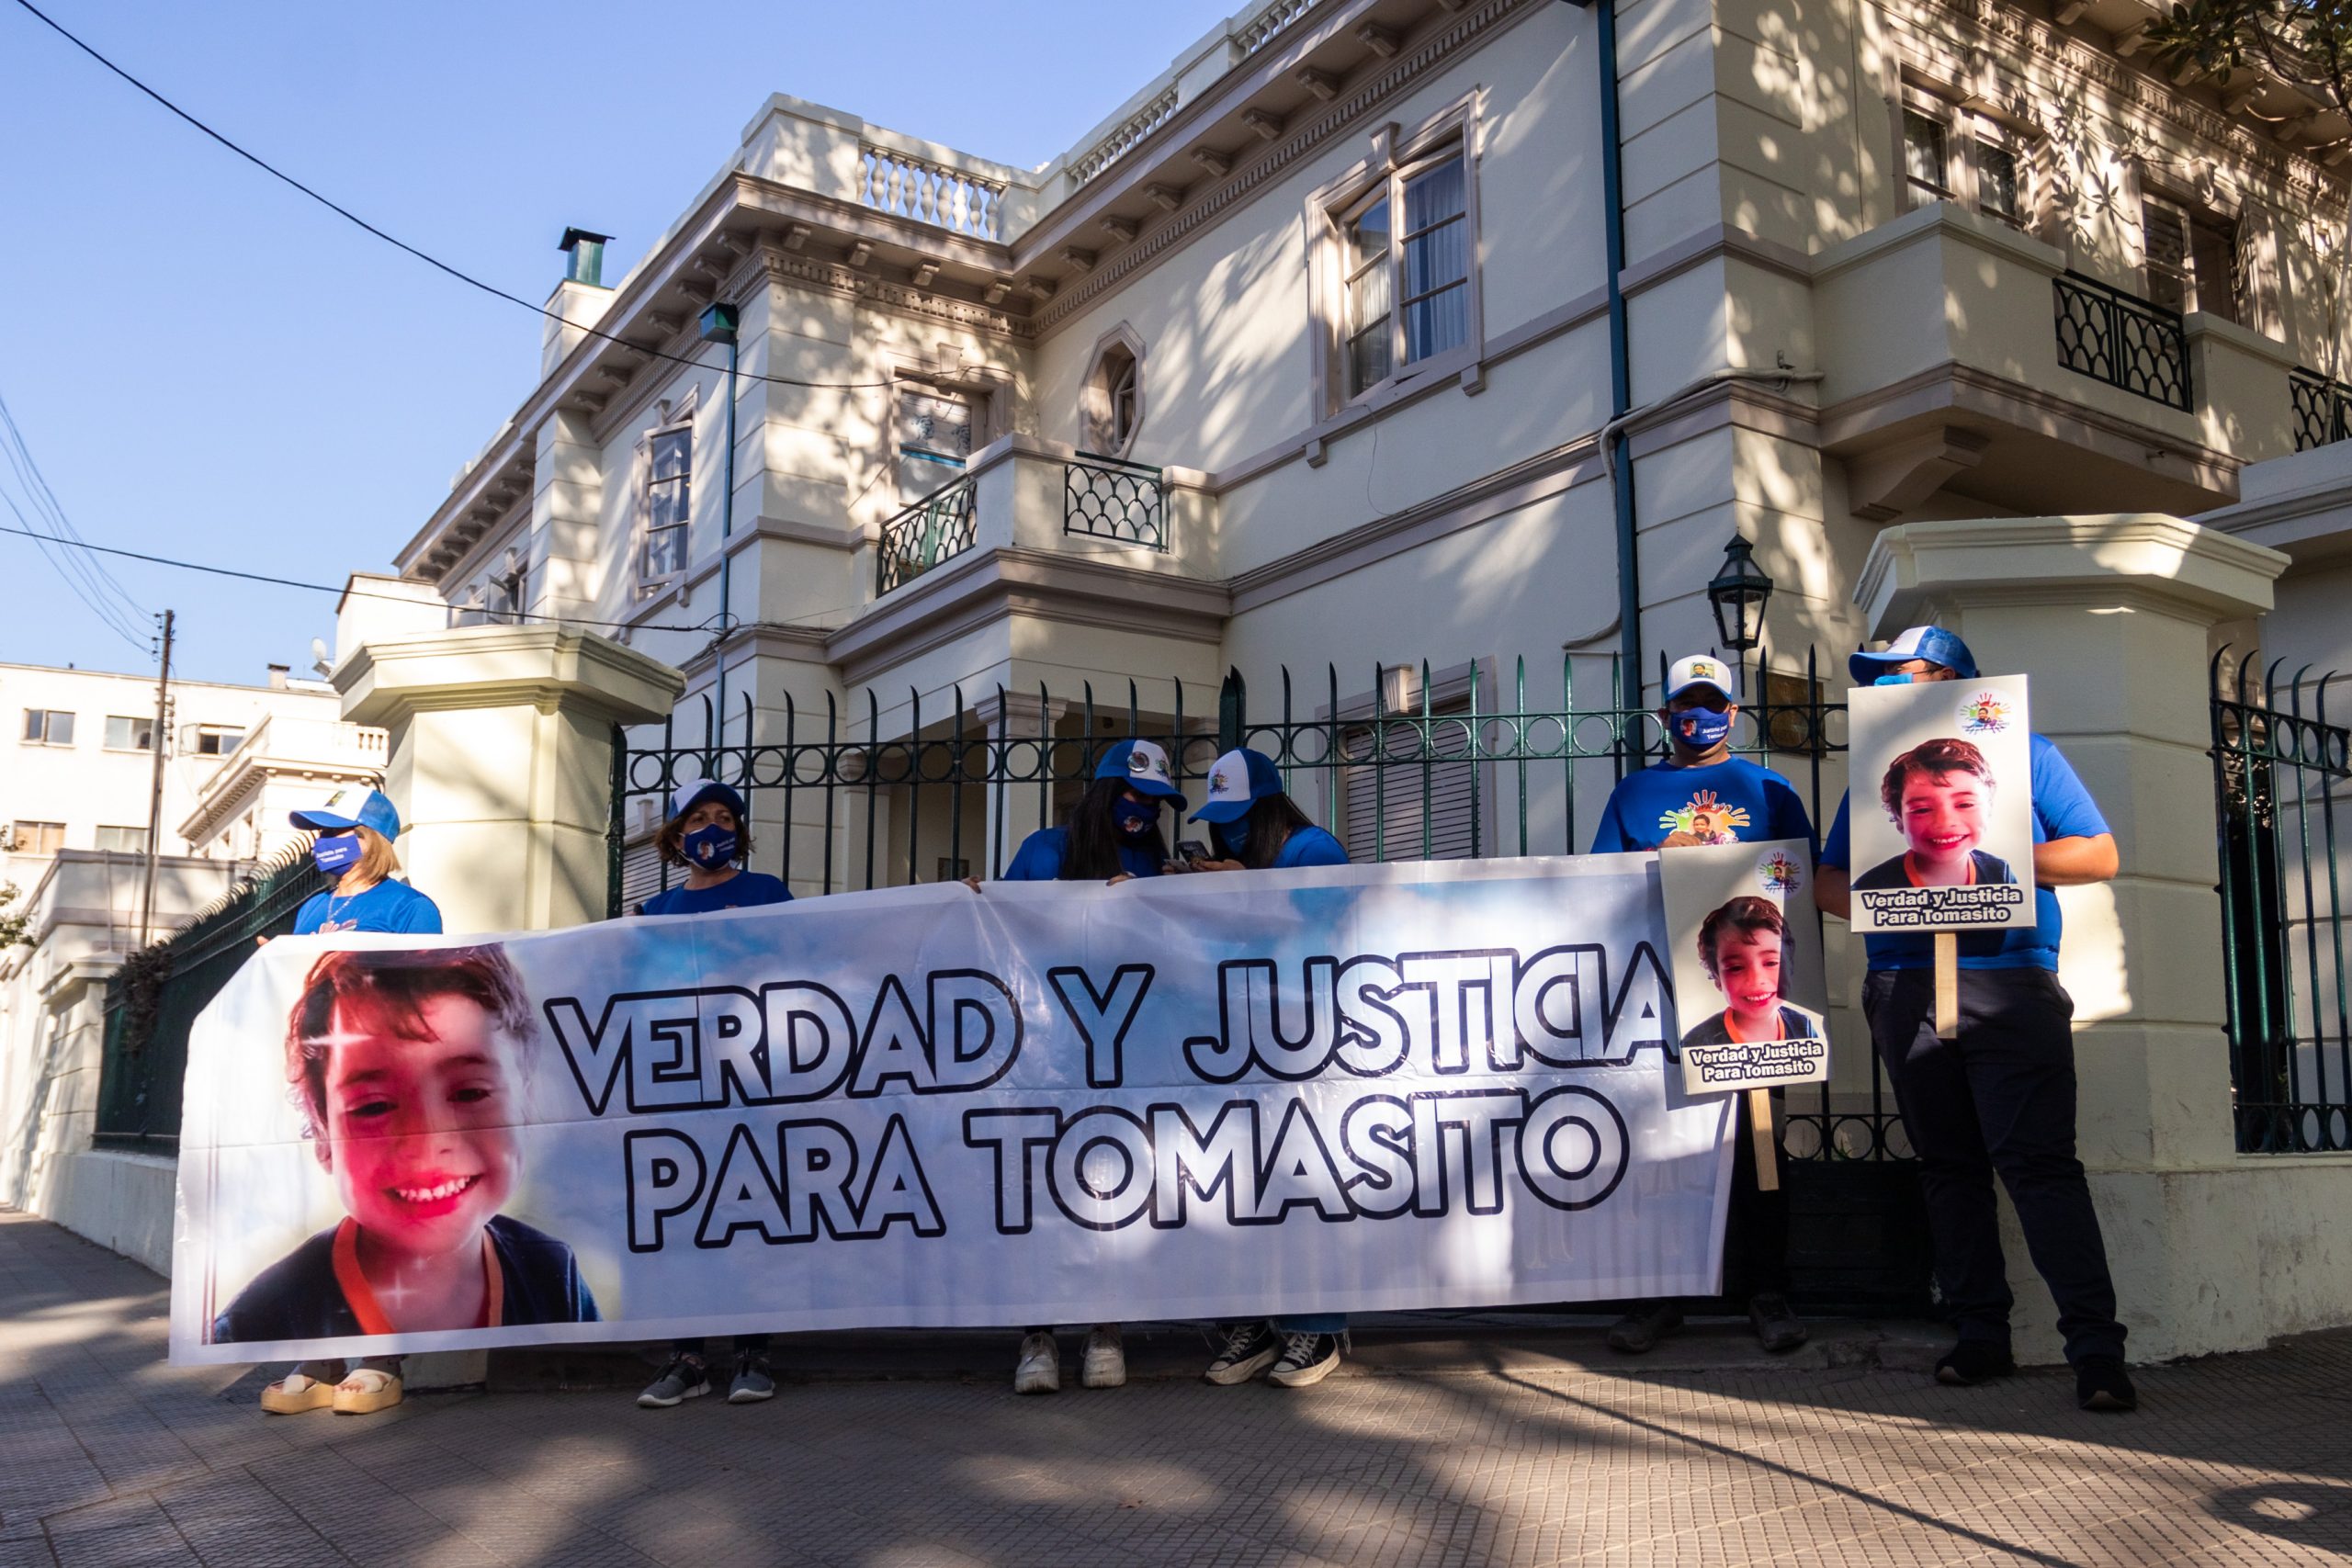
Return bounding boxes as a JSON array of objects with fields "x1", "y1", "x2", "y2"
[
  {"x1": 312, "y1": 834, "x2": 364, "y2": 874},
  {"x1": 682, "y1": 824, "x2": 739, "y2": 868},
  {"x1": 1673, "y1": 705, "x2": 1734, "y2": 749},
  {"x1": 1112, "y1": 796, "x2": 1159, "y2": 836}
]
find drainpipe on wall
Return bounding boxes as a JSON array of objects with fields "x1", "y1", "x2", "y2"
[
  {"x1": 699, "y1": 302, "x2": 742, "y2": 741},
  {"x1": 1565, "y1": 0, "x2": 1643, "y2": 694}
]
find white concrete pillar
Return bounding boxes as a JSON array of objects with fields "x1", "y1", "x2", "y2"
[
  {"x1": 1855, "y1": 514, "x2": 2291, "y2": 1360},
  {"x1": 334, "y1": 626, "x2": 684, "y2": 934}
]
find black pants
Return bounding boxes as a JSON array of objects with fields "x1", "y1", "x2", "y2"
[
  {"x1": 1863, "y1": 966, "x2": 2125, "y2": 1363},
  {"x1": 674, "y1": 1336, "x2": 769, "y2": 1356}
]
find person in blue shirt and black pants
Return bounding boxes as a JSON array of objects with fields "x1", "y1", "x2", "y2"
[
  {"x1": 1175, "y1": 747, "x2": 1354, "y2": 1389},
  {"x1": 1816, "y1": 626, "x2": 2135, "y2": 1414},
  {"x1": 994, "y1": 739, "x2": 1186, "y2": 1395},
  {"x1": 1589, "y1": 655, "x2": 1815, "y2": 1359}
]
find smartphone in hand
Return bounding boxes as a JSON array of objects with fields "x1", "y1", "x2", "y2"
[{"x1": 1176, "y1": 839, "x2": 1212, "y2": 864}]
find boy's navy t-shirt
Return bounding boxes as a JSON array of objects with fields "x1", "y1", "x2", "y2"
[
  {"x1": 1002, "y1": 827, "x2": 1165, "y2": 882},
  {"x1": 293, "y1": 879, "x2": 443, "y2": 936},
  {"x1": 1589, "y1": 756, "x2": 1817, "y2": 856},
  {"x1": 209, "y1": 1214, "x2": 600, "y2": 1344},
  {"x1": 1822, "y1": 731, "x2": 2109, "y2": 973},
  {"x1": 637, "y1": 870, "x2": 793, "y2": 916}
]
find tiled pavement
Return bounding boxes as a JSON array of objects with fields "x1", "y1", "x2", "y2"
[{"x1": 6, "y1": 1209, "x2": 2352, "y2": 1567}]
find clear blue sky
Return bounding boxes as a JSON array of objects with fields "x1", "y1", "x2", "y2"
[{"x1": 0, "y1": 0, "x2": 1237, "y2": 685}]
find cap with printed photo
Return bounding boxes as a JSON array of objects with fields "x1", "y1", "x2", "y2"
[
  {"x1": 289, "y1": 786, "x2": 401, "y2": 840},
  {"x1": 1189, "y1": 747, "x2": 1284, "y2": 824},
  {"x1": 1849, "y1": 626, "x2": 1979, "y2": 685},
  {"x1": 1665, "y1": 655, "x2": 1739, "y2": 704},
  {"x1": 1095, "y1": 738, "x2": 1183, "y2": 799}
]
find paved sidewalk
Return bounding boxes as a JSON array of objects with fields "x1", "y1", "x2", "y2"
[{"x1": 6, "y1": 1210, "x2": 2351, "y2": 1567}]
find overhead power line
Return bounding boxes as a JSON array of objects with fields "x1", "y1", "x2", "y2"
[
  {"x1": 8, "y1": 0, "x2": 904, "y2": 395},
  {"x1": 0, "y1": 519, "x2": 743, "y2": 638},
  {"x1": 0, "y1": 385, "x2": 151, "y2": 653}
]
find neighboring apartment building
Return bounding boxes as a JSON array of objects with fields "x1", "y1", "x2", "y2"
[
  {"x1": 2, "y1": 661, "x2": 362, "y2": 893},
  {"x1": 385, "y1": 0, "x2": 2352, "y2": 889}
]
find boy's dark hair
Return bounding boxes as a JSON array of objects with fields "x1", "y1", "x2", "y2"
[
  {"x1": 285, "y1": 947, "x2": 537, "y2": 1140},
  {"x1": 657, "y1": 799, "x2": 752, "y2": 868},
  {"x1": 1216, "y1": 793, "x2": 1317, "y2": 870},
  {"x1": 1062, "y1": 775, "x2": 1170, "y2": 880},
  {"x1": 1696, "y1": 896, "x2": 1785, "y2": 979},
  {"x1": 1879, "y1": 737, "x2": 1995, "y2": 820}
]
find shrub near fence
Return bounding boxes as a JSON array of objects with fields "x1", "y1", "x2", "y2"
[{"x1": 96, "y1": 847, "x2": 322, "y2": 1149}]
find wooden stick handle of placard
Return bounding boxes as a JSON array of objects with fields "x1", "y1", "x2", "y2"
[
  {"x1": 1934, "y1": 931, "x2": 1959, "y2": 1040},
  {"x1": 1747, "y1": 1089, "x2": 1779, "y2": 1192}
]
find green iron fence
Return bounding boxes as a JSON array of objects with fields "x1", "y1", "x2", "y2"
[
  {"x1": 94, "y1": 846, "x2": 324, "y2": 1148},
  {"x1": 2211, "y1": 651, "x2": 2352, "y2": 1153}
]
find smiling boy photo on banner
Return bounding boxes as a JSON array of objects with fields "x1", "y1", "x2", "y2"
[
  {"x1": 1657, "y1": 840, "x2": 1830, "y2": 1096},
  {"x1": 170, "y1": 856, "x2": 1740, "y2": 1367},
  {"x1": 1843, "y1": 674, "x2": 2035, "y2": 935}
]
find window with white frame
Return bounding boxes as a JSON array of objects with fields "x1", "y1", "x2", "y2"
[
  {"x1": 1898, "y1": 88, "x2": 2032, "y2": 229},
  {"x1": 1339, "y1": 144, "x2": 1471, "y2": 400},
  {"x1": 104, "y1": 714, "x2": 154, "y2": 752},
  {"x1": 192, "y1": 725, "x2": 243, "y2": 757},
  {"x1": 2142, "y1": 192, "x2": 2243, "y2": 322},
  {"x1": 95, "y1": 825, "x2": 148, "y2": 854},
  {"x1": 8, "y1": 820, "x2": 64, "y2": 854},
  {"x1": 640, "y1": 423, "x2": 691, "y2": 588},
  {"x1": 21, "y1": 708, "x2": 74, "y2": 746}
]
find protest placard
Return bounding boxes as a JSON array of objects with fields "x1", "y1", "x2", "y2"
[{"x1": 1844, "y1": 674, "x2": 2035, "y2": 936}]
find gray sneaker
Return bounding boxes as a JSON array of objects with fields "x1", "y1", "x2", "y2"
[
  {"x1": 637, "y1": 1353, "x2": 710, "y2": 1409},
  {"x1": 727, "y1": 1352, "x2": 775, "y2": 1404}
]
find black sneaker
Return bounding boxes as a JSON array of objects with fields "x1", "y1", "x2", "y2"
[
  {"x1": 727, "y1": 1351, "x2": 776, "y2": 1404},
  {"x1": 1606, "y1": 1303, "x2": 1684, "y2": 1354},
  {"x1": 1747, "y1": 1293, "x2": 1808, "y2": 1354},
  {"x1": 637, "y1": 1353, "x2": 710, "y2": 1408},
  {"x1": 2075, "y1": 1355, "x2": 2138, "y2": 1413},
  {"x1": 1267, "y1": 1332, "x2": 1342, "y2": 1389},
  {"x1": 1204, "y1": 1321, "x2": 1279, "y2": 1386},
  {"x1": 1934, "y1": 1340, "x2": 2017, "y2": 1387}
]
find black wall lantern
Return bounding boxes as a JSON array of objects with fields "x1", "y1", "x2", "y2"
[{"x1": 1706, "y1": 535, "x2": 1773, "y2": 653}]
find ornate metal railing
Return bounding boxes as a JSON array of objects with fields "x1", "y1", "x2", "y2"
[
  {"x1": 858, "y1": 145, "x2": 1004, "y2": 239},
  {"x1": 2211, "y1": 651, "x2": 2352, "y2": 1154},
  {"x1": 1063, "y1": 454, "x2": 1169, "y2": 549},
  {"x1": 1069, "y1": 86, "x2": 1182, "y2": 186},
  {"x1": 2052, "y1": 271, "x2": 2191, "y2": 412},
  {"x1": 876, "y1": 475, "x2": 979, "y2": 595},
  {"x1": 2291, "y1": 367, "x2": 2352, "y2": 452}
]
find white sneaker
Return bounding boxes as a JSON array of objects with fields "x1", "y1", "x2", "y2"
[
  {"x1": 1013, "y1": 1331, "x2": 1060, "y2": 1394},
  {"x1": 1081, "y1": 1324, "x2": 1126, "y2": 1389}
]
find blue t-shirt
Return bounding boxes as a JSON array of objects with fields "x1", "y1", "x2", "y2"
[
  {"x1": 1589, "y1": 756, "x2": 1816, "y2": 856},
  {"x1": 1001, "y1": 827, "x2": 1165, "y2": 882},
  {"x1": 1272, "y1": 825, "x2": 1350, "y2": 868},
  {"x1": 638, "y1": 871, "x2": 794, "y2": 916},
  {"x1": 293, "y1": 879, "x2": 443, "y2": 936},
  {"x1": 1822, "y1": 732, "x2": 2109, "y2": 972}
]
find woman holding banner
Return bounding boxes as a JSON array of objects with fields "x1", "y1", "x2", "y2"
[
  {"x1": 996, "y1": 739, "x2": 1186, "y2": 1395},
  {"x1": 1173, "y1": 747, "x2": 1354, "y2": 1390},
  {"x1": 257, "y1": 787, "x2": 443, "y2": 1417},
  {"x1": 630, "y1": 778, "x2": 794, "y2": 1409}
]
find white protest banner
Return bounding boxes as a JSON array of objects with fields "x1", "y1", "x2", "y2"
[
  {"x1": 1657, "y1": 840, "x2": 1830, "y2": 1096},
  {"x1": 169, "y1": 856, "x2": 1735, "y2": 1365},
  {"x1": 1844, "y1": 674, "x2": 2035, "y2": 934}
]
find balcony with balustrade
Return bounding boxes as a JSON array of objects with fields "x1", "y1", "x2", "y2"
[
  {"x1": 176, "y1": 716, "x2": 391, "y2": 863},
  {"x1": 1807, "y1": 199, "x2": 2303, "y2": 521}
]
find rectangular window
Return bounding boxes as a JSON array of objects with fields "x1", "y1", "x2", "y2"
[
  {"x1": 193, "y1": 726, "x2": 243, "y2": 757},
  {"x1": 896, "y1": 389, "x2": 975, "y2": 465},
  {"x1": 21, "y1": 708, "x2": 74, "y2": 746},
  {"x1": 104, "y1": 715, "x2": 154, "y2": 752},
  {"x1": 1977, "y1": 141, "x2": 2020, "y2": 224},
  {"x1": 95, "y1": 825, "x2": 148, "y2": 854},
  {"x1": 642, "y1": 426, "x2": 691, "y2": 583},
  {"x1": 1342, "y1": 148, "x2": 1469, "y2": 400},
  {"x1": 1903, "y1": 109, "x2": 1951, "y2": 204},
  {"x1": 1340, "y1": 698, "x2": 1479, "y2": 863},
  {"x1": 2143, "y1": 195, "x2": 2240, "y2": 321},
  {"x1": 10, "y1": 820, "x2": 65, "y2": 855}
]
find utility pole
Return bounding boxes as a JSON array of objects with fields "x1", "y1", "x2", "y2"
[{"x1": 137, "y1": 608, "x2": 174, "y2": 949}]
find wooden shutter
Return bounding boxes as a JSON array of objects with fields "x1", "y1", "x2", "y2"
[{"x1": 1340, "y1": 700, "x2": 1479, "y2": 863}]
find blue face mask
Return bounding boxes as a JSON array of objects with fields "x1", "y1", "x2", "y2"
[
  {"x1": 1112, "y1": 796, "x2": 1159, "y2": 836},
  {"x1": 1873, "y1": 673, "x2": 1917, "y2": 686},
  {"x1": 1217, "y1": 817, "x2": 1252, "y2": 856},
  {"x1": 312, "y1": 834, "x2": 364, "y2": 874},
  {"x1": 682, "y1": 823, "x2": 739, "y2": 868},
  {"x1": 1672, "y1": 705, "x2": 1734, "y2": 750}
]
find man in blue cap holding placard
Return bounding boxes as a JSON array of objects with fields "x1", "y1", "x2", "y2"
[{"x1": 1817, "y1": 626, "x2": 2134, "y2": 1412}]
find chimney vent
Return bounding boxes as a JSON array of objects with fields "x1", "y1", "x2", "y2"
[
  {"x1": 266, "y1": 662, "x2": 290, "y2": 690},
  {"x1": 560, "y1": 228, "x2": 613, "y2": 288}
]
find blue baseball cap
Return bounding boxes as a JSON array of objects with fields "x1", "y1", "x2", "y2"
[
  {"x1": 290, "y1": 786, "x2": 401, "y2": 840},
  {"x1": 1097, "y1": 738, "x2": 1183, "y2": 799},
  {"x1": 1849, "y1": 626, "x2": 1979, "y2": 685},
  {"x1": 1190, "y1": 747, "x2": 1283, "y2": 824},
  {"x1": 668, "y1": 777, "x2": 749, "y2": 821}
]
